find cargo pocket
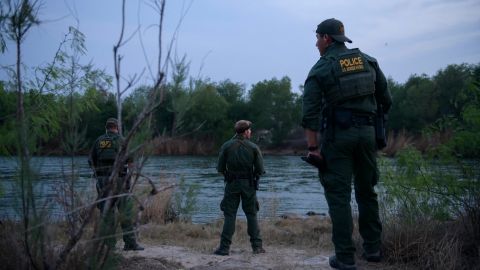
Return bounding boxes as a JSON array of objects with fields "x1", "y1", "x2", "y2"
[{"x1": 255, "y1": 199, "x2": 260, "y2": 212}]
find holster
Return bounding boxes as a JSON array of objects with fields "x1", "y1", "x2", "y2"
[
  {"x1": 253, "y1": 175, "x2": 260, "y2": 190},
  {"x1": 375, "y1": 104, "x2": 388, "y2": 150},
  {"x1": 322, "y1": 107, "x2": 335, "y2": 142}
]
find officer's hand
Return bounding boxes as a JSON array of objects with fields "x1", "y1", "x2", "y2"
[
  {"x1": 308, "y1": 150, "x2": 323, "y2": 160},
  {"x1": 301, "y1": 152, "x2": 326, "y2": 172}
]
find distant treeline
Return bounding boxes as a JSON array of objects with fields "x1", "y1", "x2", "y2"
[
  {"x1": 1, "y1": 61, "x2": 479, "y2": 156},
  {"x1": 387, "y1": 63, "x2": 480, "y2": 157}
]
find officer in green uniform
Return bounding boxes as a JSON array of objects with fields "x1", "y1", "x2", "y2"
[
  {"x1": 89, "y1": 118, "x2": 144, "y2": 251},
  {"x1": 214, "y1": 120, "x2": 266, "y2": 256},
  {"x1": 301, "y1": 19, "x2": 392, "y2": 270}
]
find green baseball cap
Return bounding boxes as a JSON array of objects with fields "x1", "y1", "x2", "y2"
[
  {"x1": 105, "y1": 118, "x2": 118, "y2": 127},
  {"x1": 316, "y1": 18, "x2": 352, "y2": 43}
]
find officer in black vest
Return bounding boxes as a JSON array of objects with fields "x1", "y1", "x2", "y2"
[
  {"x1": 302, "y1": 19, "x2": 392, "y2": 269},
  {"x1": 89, "y1": 118, "x2": 143, "y2": 251}
]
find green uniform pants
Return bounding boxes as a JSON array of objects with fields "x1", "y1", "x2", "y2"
[
  {"x1": 219, "y1": 179, "x2": 262, "y2": 250},
  {"x1": 96, "y1": 176, "x2": 137, "y2": 248},
  {"x1": 321, "y1": 125, "x2": 382, "y2": 264}
]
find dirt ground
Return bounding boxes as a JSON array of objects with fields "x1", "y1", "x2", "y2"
[
  {"x1": 117, "y1": 216, "x2": 390, "y2": 270},
  {"x1": 119, "y1": 242, "x2": 386, "y2": 270}
]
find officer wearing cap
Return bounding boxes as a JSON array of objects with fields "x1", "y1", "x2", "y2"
[
  {"x1": 89, "y1": 118, "x2": 144, "y2": 251},
  {"x1": 301, "y1": 19, "x2": 392, "y2": 269},
  {"x1": 214, "y1": 120, "x2": 266, "y2": 256}
]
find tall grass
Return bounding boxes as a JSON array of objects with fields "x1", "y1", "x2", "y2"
[
  {"x1": 382, "y1": 129, "x2": 455, "y2": 157},
  {"x1": 379, "y1": 147, "x2": 480, "y2": 269},
  {"x1": 139, "y1": 186, "x2": 176, "y2": 224},
  {"x1": 139, "y1": 216, "x2": 333, "y2": 253}
]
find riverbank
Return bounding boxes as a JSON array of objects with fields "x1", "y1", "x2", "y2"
[
  {"x1": 119, "y1": 216, "x2": 392, "y2": 270},
  {"x1": 0, "y1": 216, "x2": 394, "y2": 270}
]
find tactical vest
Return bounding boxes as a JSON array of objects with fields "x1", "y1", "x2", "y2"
[
  {"x1": 96, "y1": 133, "x2": 120, "y2": 166},
  {"x1": 324, "y1": 48, "x2": 376, "y2": 106}
]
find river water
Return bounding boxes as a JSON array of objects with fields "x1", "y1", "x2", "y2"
[{"x1": 0, "y1": 155, "x2": 333, "y2": 223}]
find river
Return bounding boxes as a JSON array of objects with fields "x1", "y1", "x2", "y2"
[{"x1": 0, "y1": 155, "x2": 332, "y2": 223}]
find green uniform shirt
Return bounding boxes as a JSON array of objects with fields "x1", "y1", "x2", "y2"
[
  {"x1": 302, "y1": 42, "x2": 392, "y2": 131},
  {"x1": 217, "y1": 134, "x2": 265, "y2": 176}
]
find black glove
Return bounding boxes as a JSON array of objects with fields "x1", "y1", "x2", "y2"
[{"x1": 301, "y1": 154, "x2": 326, "y2": 172}]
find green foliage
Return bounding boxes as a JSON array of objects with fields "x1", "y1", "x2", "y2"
[
  {"x1": 80, "y1": 88, "x2": 117, "y2": 144},
  {"x1": 380, "y1": 147, "x2": 479, "y2": 223},
  {"x1": 123, "y1": 85, "x2": 152, "y2": 129},
  {"x1": 388, "y1": 74, "x2": 438, "y2": 131},
  {"x1": 387, "y1": 63, "x2": 480, "y2": 157},
  {"x1": 174, "y1": 177, "x2": 200, "y2": 222},
  {"x1": 0, "y1": 83, "x2": 17, "y2": 155},
  {"x1": 248, "y1": 76, "x2": 300, "y2": 146},
  {"x1": 0, "y1": 0, "x2": 41, "y2": 44},
  {"x1": 388, "y1": 64, "x2": 478, "y2": 133},
  {"x1": 182, "y1": 82, "x2": 230, "y2": 141},
  {"x1": 216, "y1": 79, "x2": 250, "y2": 123}
]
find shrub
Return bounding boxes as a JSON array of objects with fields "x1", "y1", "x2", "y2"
[{"x1": 379, "y1": 147, "x2": 480, "y2": 269}]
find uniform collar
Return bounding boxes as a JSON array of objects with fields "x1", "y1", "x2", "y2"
[
  {"x1": 233, "y1": 134, "x2": 247, "y2": 140},
  {"x1": 106, "y1": 130, "x2": 118, "y2": 136},
  {"x1": 323, "y1": 42, "x2": 348, "y2": 57}
]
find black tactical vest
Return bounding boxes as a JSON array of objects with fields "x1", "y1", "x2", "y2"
[
  {"x1": 324, "y1": 48, "x2": 376, "y2": 106},
  {"x1": 96, "y1": 133, "x2": 120, "y2": 165}
]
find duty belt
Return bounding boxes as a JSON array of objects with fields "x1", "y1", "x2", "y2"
[
  {"x1": 351, "y1": 114, "x2": 374, "y2": 127},
  {"x1": 226, "y1": 171, "x2": 252, "y2": 180}
]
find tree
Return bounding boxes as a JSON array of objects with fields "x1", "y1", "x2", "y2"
[
  {"x1": 433, "y1": 64, "x2": 472, "y2": 119},
  {"x1": 388, "y1": 74, "x2": 437, "y2": 132},
  {"x1": 168, "y1": 55, "x2": 191, "y2": 136},
  {"x1": 216, "y1": 79, "x2": 250, "y2": 123},
  {"x1": 0, "y1": 0, "x2": 46, "y2": 268},
  {"x1": 182, "y1": 81, "x2": 230, "y2": 141},
  {"x1": 248, "y1": 76, "x2": 298, "y2": 145}
]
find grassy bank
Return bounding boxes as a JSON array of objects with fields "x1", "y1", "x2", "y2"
[{"x1": 1, "y1": 147, "x2": 478, "y2": 269}]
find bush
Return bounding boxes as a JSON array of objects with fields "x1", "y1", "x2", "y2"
[{"x1": 379, "y1": 147, "x2": 480, "y2": 269}]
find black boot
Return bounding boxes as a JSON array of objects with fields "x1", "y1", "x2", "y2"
[
  {"x1": 362, "y1": 250, "x2": 382, "y2": 262},
  {"x1": 124, "y1": 243, "x2": 144, "y2": 251},
  {"x1": 252, "y1": 247, "x2": 266, "y2": 254},
  {"x1": 328, "y1": 256, "x2": 356, "y2": 270},
  {"x1": 213, "y1": 247, "x2": 229, "y2": 256}
]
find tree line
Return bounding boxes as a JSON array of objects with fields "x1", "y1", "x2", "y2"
[
  {"x1": 387, "y1": 63, "x2": 480, "y2": 157},
  {"x1": 0, "y1": 53, "x2": 302, "y2": 154},
  {"x1": 1, "y1": 61, "x2": 479, "y2": 156}
]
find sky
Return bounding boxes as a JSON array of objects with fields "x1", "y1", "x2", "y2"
[{"x1": 1, "y1": 0, "x2": 480, "y2": 94}]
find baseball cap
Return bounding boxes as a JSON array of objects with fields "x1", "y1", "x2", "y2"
[
  {"x1": 105, "y1": 118, "x2": 118, "y2": 127},
  {"x1": 316, "y1": 18, "x2": 352, "y2": 43}
]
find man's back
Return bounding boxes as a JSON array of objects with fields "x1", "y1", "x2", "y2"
[
  {"x1": 90, "y1": 131, "x2": 121, "y2": 175},
  {"x1": 304, "y1": 43, "x2": 390, "y2": 117},
  {"x1": 217, "y1": 135, "x2": 264, "y2": 175}
]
